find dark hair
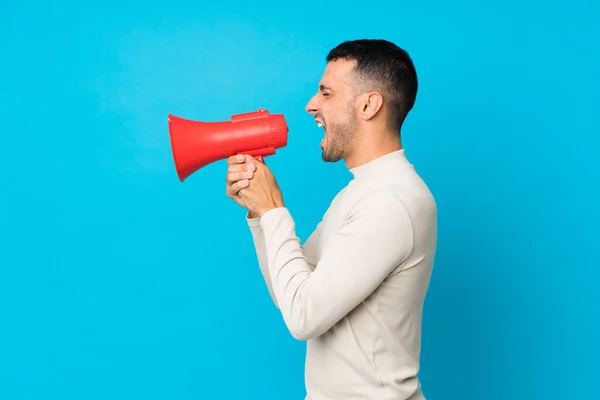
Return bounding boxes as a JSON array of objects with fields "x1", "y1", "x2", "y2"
[{"x1": 326, "y1": 39, "x2": 418, "y2": 132}]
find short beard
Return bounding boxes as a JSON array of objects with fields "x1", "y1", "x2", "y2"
[{"x1": 321, "y1": 104, "x2": 356, "y2": 163}]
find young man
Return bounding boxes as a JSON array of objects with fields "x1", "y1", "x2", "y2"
[{"x1": 225, "y1": 39, "x2": 437, "y2": 400}]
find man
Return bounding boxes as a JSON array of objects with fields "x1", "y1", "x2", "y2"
[{"x1": 225, "y1": 39, "x2": 437, "y2": 400}]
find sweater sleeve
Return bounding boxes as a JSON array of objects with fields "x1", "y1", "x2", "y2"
[
  {"x1": 258, "y1": 190, "x2": 414, "y2": 340},
  {"x1": 248, "y1": 213, "x2": 321, "y2": 309}
]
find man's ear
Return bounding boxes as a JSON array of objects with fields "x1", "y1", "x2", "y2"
[{"x1": 359, "y1": 91, "x2": 384, "y2": 121}]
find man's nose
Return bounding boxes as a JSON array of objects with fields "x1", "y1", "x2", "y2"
[{"x1": 305, "y1": 95, "x2": 319, "y2": 115}]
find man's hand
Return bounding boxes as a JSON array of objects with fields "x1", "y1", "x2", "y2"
[
  {"x1": 225, "y1": 154, "x2": 284, "y2": 218},
  {"x1": 225, "y1": 154, "x2": 257, "y2": 209},
  {"x1": 238, "y1": 156, "x2": 285, "y2": 218}
]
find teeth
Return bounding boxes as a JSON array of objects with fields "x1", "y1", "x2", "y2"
[{"x1": 317, "y1": 123, "x2": 323, "y2": 128}]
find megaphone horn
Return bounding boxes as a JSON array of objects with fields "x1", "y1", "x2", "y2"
[{"x1": 167, "y1": 108, "x2": 288, "y2": 182}]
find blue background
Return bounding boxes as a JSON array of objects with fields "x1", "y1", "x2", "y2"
[{"x1": 1, "y1": 1, "x2": 598, "y2": 399}]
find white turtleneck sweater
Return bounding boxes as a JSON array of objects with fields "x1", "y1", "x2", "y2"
[{"x1": 247, "y1": 149, "x2": 437, "y2": 400}]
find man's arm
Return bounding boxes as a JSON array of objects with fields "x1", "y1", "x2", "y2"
[
  {"x1": 247, "y1": 213, "x2": 321, "y2": 309},
  {"x1": 258, "y1": 189, "x2": 414, "y2": 340}
]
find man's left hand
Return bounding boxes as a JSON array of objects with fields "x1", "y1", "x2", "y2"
[{"x1": 235, "y1": 155, "x2": 285, "y2": 218}]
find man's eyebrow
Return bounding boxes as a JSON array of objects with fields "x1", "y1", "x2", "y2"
[{"x1": 319, "y1": 84, "x2": 332, "y2": 92}]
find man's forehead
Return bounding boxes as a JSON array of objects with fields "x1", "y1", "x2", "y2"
[{"x1": 320, "y1": 59, "x2": 356, "y2": 89}]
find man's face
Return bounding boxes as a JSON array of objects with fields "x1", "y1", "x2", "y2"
[{"x1": 305, "y1": 60, "x2": 358, "y2": 162}]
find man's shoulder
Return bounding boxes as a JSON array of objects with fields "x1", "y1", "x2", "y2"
[
  {"x1": 352, "y1": 170, "x2": 435, "y2": 208},
  {"x1": 321, "y1": 166, "x2": 437, "y2": 226},
  {"x1": 384, "y1": 175, "x2": 436, "y2": 212},
  {"x1": 339, "y1": 174, "x2": 437, "y2": 234}
]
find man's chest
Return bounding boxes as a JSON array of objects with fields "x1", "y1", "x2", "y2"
[{"x1": 312, "y1": 185, "x2": 367, "y2": 260}]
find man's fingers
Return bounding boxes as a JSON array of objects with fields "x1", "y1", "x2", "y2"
[
  {"x1": 228, "y1": 154, "x2": 260, "y2": 165},
  {"x1": 225, "y1": 155, "x2": 257, "y2": 199},
  {"x1": 227, "y1": 154, "x2": 246, "y2": 165},
  {"x1": 226, "y1": 170, "x2": 254, "y2": 184},
  {"x1": 226, "y1": 179, "x2": 249, "y2": 197},
  {"x1": 226, "y1": 161, "x2": 256, "y2": 183},
  {"x1": 225, "y1": 183, "x2": 238, "y2": 199},
  {"x1": 245, "y1": 154, "x2": 265, "y2": 167},
  {"x1": 227, "y1": 162, "x2": 256, "y2": 173},
  {"x1": 235, "y1": 179, "x2": 249, "y2": 191}
]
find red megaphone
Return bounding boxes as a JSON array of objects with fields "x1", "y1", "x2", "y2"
[{"x1": 167, "y1": 108, "x2": 288, "y2": 182}]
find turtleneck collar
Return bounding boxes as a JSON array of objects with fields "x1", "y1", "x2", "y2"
[{"x1": 349, "y1": 149, "x2": 410, "y2": 179}]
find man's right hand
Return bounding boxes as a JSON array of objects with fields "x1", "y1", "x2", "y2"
[{"x1": 225, "y1": 154, "x2": 257, "y2": 210}]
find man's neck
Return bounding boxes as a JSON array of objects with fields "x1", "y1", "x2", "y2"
[{"x1": 344, "y1": 130, "x2": 402, "y2": 170}]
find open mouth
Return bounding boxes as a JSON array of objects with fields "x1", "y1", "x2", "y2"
[{"x1": 316, "y1": 120, "x2": 326, "y2": 146}]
